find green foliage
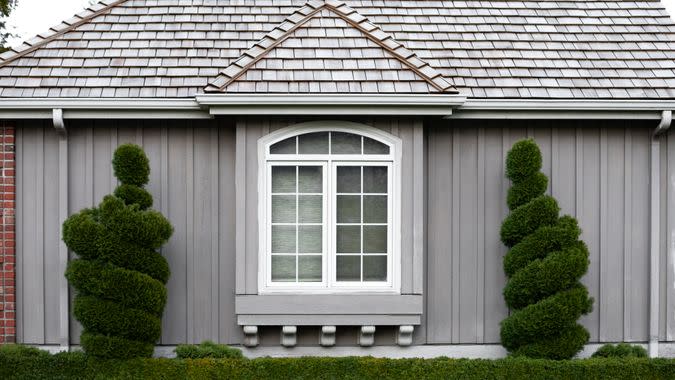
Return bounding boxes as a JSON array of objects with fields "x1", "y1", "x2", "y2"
[
  {"x1": 500, "y1": 195, "x2": 560, "y2": 248},
  {"x1": 112, "y1": 144, "x2": 150, "y2": 186},
  {"x1": 505, "y1": 139, "x2": 543, "y2": 183},
  {"x1": 74, "y1": 296, "x2": 161, "y2": 343},
  {"x1": 592, "y1": 344, "x2": 648, "y2": 359},
  {"x1": 66, "y1": 259, "x2": 166, "y2": 316},
  {"x1": 503, "y1": 216, "x2": 580, "y2": 277},
  {"x1": 97, "y1": 231, "x2": 170, "y2": 284},
  {"x1": 0, "y1": 0, "x2": 17, "y2": 53},
  {"x1": 175, "y1": 341, "x2": 244, "y2": 359},
  {"x1": 114, "y1": 184, "x2": 153, "y2": 210},
  {"x1": 507, "y1": 172, "x2": 548, "y2": 210},
  {"x1": 61, "y1": 209, "x2": 103, "y2": 260},
  {"x1": 500, "y1": 139, "x2": 593, "y2": 360},
  {"x1": 63, "y1": 144, "x2": 172, "y2": 359},
  {"x1": 1, "y1": 349, "x2": 675, "y2": 380},
  {"x1": 0, "y1": 344, "x2": 50, "y2": 358},
  {"x1": 81, "y1": 331, "x2": 155, "y2": 360},
  {"x1": 504, "y1": 242, "x2": 589, "y2": 310}
]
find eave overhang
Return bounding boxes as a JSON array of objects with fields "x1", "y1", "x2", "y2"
[
  {"x1": 0, "y1": 98, "x2": 210, "y2": 119},
  {"x1": 451, "y1": 99, "x2": 675, "y2": 120},
  {"x1": 195, "y1": 94, "x2": 466, "y2": 116},
  {"x1": 1, "y1": 97, "x2": 675, "y2": 120}
]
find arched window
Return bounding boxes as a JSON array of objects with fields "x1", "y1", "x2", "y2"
[{"x1": 258, "y1": 121, "x2": 401, "y2": 293}]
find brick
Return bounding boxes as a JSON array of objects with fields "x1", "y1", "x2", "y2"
[{"x1": 0, "y1": 125, "x2": 15, "y2": 346}]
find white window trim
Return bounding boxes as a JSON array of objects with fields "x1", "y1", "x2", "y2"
[{"x1": 257, "y1": 121, "x2": 402, "y2": 294}]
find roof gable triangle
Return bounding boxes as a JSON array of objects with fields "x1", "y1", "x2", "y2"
[{"x1": 205, "y1": 0, "x2": 457, "y2": 94}]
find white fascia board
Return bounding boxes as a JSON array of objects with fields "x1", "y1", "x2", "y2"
[
  {"x1": 0, "y1": 98, "x2": 211, "y2": 119},
  {"x1": 451, "y1": 99, "x2": 675, "y2": 119},
  {"x1": 196, "y1": 94, "x2": 466, "y2": 116}
]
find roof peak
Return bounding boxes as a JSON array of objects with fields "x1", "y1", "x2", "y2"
[{"x1": 204, "y1": 0, "x2": 457, "y2": 94}]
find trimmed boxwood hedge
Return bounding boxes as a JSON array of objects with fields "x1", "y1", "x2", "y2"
[
  {"x1": 500, "y1": 139, "x2": 593, "y2": 360},
  {"x1": 1, "y1": 349, "x2": 675, "y2": 380},
  {"x1": 63, "y1": 144, "x2": 173, "y2": 359}
]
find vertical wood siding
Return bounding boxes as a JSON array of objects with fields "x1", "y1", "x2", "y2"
[
  {"x1": 427, "y1": 120, "x2": 657, "y2": 344},
  {"x1": 15, "y1": 118, "x2": 674, "y2": 347},
  {"x1": 16, "y1": 120, "x2": 239, "y2": 345}
]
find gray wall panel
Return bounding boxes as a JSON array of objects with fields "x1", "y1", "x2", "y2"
[
  {"x1": 427, "y1": 120, "x2": 657, "y2": 344},
  {"x1": 16, "y1": 120, "x2": 238, "y2": 346}
]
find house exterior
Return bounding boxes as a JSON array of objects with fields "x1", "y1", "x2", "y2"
[{"x1": 1, "y1": 0, "x2": 675, "y2": 358}]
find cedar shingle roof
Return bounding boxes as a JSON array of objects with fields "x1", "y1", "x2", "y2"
[
  {"x1": 204, "y1": 1, "x2": 456, "y2": 94},
  {"x1": 0, "y1": 0, "x2": 674, "y2": 99}
]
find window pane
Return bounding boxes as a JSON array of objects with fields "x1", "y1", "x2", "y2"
[
  {"x1": 336, "y1": 166, "x2": 360, "y2": 193},
  {"x1": 299, "y1": 225, "x2": 322, "y2": 253},
  {"x1": 363, "y1": 225, "x2": 387, "y2": 253},
  {"x1": 363, "y1": 166, "x2": 387, "y2": 193},
  {"x1": 272, "y1": 225, "x2": 296, "y2": 253},
  {"x1": 336, "y1": 225, "x2": 360, "y2": 253},
  {"x1": 337, "y1": 255, "x2": 360, "y2": 281},
  {"x1": 364, "y1": 137, "x2": 390, "y2": 155},
  {"x1": 331, "y1": 132, "x2": 362, "y2": 154},
  {"x1": 272, "y1": 255, "x2": 296, "y2": 282},
  {"x1": 298, "y1": 166, "x2": 322, "y2": 193},
  {"x1": 363, "y1": 195, "x2": 387, "y2": 223},
  {"x1": 298, "y1": 195, "x2": 322, "y2": 223},
  {"x1": 298, "y1": 255, "x2": 322, "y2": 282},
  {"x1": 336, "y1": 195, "x2": 360, "y2": 223},
  {"x1": 272, "y1": 166, "x2": 296, "y2": 193},
  {"x1": 298, "y1": 132, "x2": 329, "y2": 154},
  {"x1": 270, "y1": 137, "x2": 296, "y2": 154},
  {"x1": 363, "y1": 255, "x2": 387, "y2": 281},
  {"x1": 272, "y1": 195, "x2": 296, "y2": 223}
]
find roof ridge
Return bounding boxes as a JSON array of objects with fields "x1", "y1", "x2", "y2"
[
  {"x1": 204, "y1": 0, "x2": 457, "y2": 94},
  {"x1": 0, "y1": 0, "x2": 128, "y2": 68}
]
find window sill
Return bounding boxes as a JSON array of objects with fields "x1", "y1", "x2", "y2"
[{"x1": 235, "y1": 294, "x2": 422, "y2": 326}]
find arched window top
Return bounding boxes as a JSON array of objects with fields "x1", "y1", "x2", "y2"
[{"x1": 262, "y1": 121, "x2": 399, "y2": 159}]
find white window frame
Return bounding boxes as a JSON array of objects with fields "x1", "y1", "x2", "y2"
[{"x1": 258, "y1": 121, "x2": 402, "y2": 294}]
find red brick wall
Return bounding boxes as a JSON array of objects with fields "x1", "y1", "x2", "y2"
[{"x1": 0, "y1": 123, "x2": 15, "y2": 344}]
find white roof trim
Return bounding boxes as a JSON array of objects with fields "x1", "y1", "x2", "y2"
[
  {"x1": 448, "y1": 99, "x2": 675, "y2": 120},
  {"x1": 0, "y1": 98, "x2": 211, "y2": 119},
  {"x1": 196, "y1": 94, "x2": 465, "y2": 116},
  {"x1": 0, "y1": 97, "x2": 674, "y2": 120}
]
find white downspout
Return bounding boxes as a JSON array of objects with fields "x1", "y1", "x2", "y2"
[
  {"x1": 650, "y1": 110, "x2": 671, "y2": 358},
  {"x1": 53, "y1": 108, "x2": 70, "y2": 352}
]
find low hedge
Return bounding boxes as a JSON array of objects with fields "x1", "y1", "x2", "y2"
[{"x1": 2, "y1": 349, "x2": 675, "y2": 380}]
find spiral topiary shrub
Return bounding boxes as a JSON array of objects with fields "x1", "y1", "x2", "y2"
[
  {"x1": 500, "y1": 139, "x2": 593, "y2": 359},
  {"x1": 63, "y1": 144, "x2": 173, "y2": 359}
]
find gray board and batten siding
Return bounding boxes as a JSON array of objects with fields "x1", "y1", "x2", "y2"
[{"x1": 14, "y1": 117, "x2": 675, "y2": 347}]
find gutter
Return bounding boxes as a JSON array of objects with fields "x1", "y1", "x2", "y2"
[
  {"x1": 451, "y1": 99, "x2": 675, "y2": 119},
  {"x1": 195, "y1": 94, "x2": 466, "y2": 116},
  {"x1": 650, "y1": 111, "x2": 672, "y2": 358},
  {"x1": 0, "y1": 97, "x2": 674, "y2": 119}
]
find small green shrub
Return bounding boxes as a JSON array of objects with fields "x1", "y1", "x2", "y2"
[
  {"x1": 175, "y1": 341, "x2": 244, "y2": 359},
  {"x1": 592, "y1": 343, "x2": 648, "y2": 359}
]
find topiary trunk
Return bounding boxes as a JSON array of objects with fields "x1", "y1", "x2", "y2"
[
  {"x1": 63, "y1": 144, "x2": 173, "y2": 359},
  {"x1": 499, "y1": 139, "x2": 593, "y2": 359}
]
